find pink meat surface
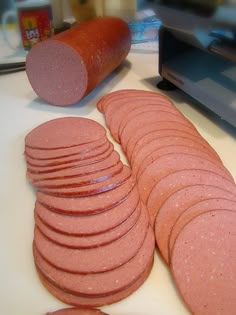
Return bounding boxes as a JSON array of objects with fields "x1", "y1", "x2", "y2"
[
  {"x1": 25, "y1": 117, "x2": 106, "y2": 149},
  {"x1": 32, "y1": 162, "x2": 123, "y2": 189},
  {"x1": 171, "y1": 210, "x2": 236, "y2": 315},
  {"x1": 38, "y1": 165, "x2": 131, "y2": 197},
  {"x1": 36, "y1": 252, "x2": 153, "y2": 307},
  {"x1": 119, "y1": 111, "x2": 197, "y2": 150},
  {"x1": 25, "y1": 137, "x2": 107, "y2": 160},
  {"x1": 154, "y1": 185, "x2": 236, "y2": 264},
  {"x1": 125, "y1": 121, "x2": 202, "y2": 160},
  {"x1": 36, "y1": 175, "x2": 136, "y2": 215},
  {"x1": 35, "y1": 201, "x2": 141, "y2": 248},
  {"x1": 26, "y1": 142, "x2": 112, "y2": 173},
  {"x1": 35, "y1": 186, "x2": 139, "y2": 235},
  {"x1": 138, "y1": 153, "x2": 234, "y2": 204},
  {"x1": 26, "y1": 17, "x2": 131, "y2": 106},
  {"x1": 147, "y1": 169, "x2": 236, "y2": 227},
  {"x1": 34, "y1": 204, "x2": 149, "y2": 273},
  {"x1": 130, "y1": 129, "x2": 220, "y2": 165},
  {"x1": 27, "y1": 151, "x2": 120, "y2": 182},
  {"x1": 169, "y1": 198, "x2": 236, "y2": 257},
  {"x1": 34, "y1": 226, "x2": 154, "y2": 296}
]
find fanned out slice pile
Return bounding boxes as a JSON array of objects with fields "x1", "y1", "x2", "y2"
[
  {"x1": 98, "y1": 89, "x2": 236, "y2": 315},
  {"x1": 24, "y1": 117, "x2": 155, "y2": 308}
]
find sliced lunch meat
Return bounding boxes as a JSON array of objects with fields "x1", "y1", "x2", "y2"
[
  {"x1": 125, "y1": 121, "x2": 202, "y2": 159},
  {"x1": 46, "y1": 307, "x2": 109, "y2": 315},
  {"x1": 25, "y1": 137, "x2": 108, "y2": 160},
  {"x1": 117, "y1": 104, "x2": 185, "y2": 143},
  {"x1": 36, "y1": 251, "x2": 153, "y2": 307},
  {"x1": 135, "y1": 145, "x2": 223, "y2": 182},
  {"x1": 34, "y1": 226, "x2": 154, "y2": 296},
  {"x1": 119, "y1": 111, "x2": 196, "y2": 149},
  {"x1": 35, "y1": 202, "x2": 141, "y2": 248},
  {"x1": 25, "y1": 140, "x2": 111, "y2": 168},
  {"x1": 97, "y1": 89, "x2": 168, "y2": 113},
  {"x1": 169, "y1": 198, "x2": 236, "y2": 257},
  {"x1": 105, "y1": 92, "x2": 174, "y2": 123},
  {"x1": 35, "y1": 186, "x2": 139, "y2": 235},
  {"x1": 105, "y1": 95, "x2": 174, "y2": 128},
  {"x1": 131, "y1": 136, "x2": 221, "y2": 178},
  {"x1": 97, "y1": 89, "x2": 137, "y2": 113},
  {"x1": 147, "y1": 169, "x2": 236, "y2": 228},
  {"x1": 138, "y1": 153, "x2": 234, "y2": 205},
  {"x1": 38, "y1": 165, "x2": 131, "y2": 197},
  {"x1": 130, "y1": 129, "x2": 220, "y2": 165},
  {"x1": 31, "y1": 162, "x2": 123, "y2": 189},
  {"x1": 154, "y1": 185, "x2": 236, "y2": 264},
  {"x1": 26, "y1": 17, "x2": 131, "y2": 106},
  {"x1": 171, "y1": 210, "x2": 236, "y2": 315},
  {"x1": 34, "y1": 205, "x2": 149, "y2": 273},
  {"x1": 36, "y1": 175, "x2": 136, "y2": 216},
  {"x1": 107, "y1": 100, "x2": 178, "y2": 143},
  {"x1": 25, "y1": 117, "x2": 106, "y2": 150},
  {"x1": 27, "y1": 143, "x2": 113, "y2": 174},
  {"x1": 27, "y1": 151, "x2": 120, "y2": 182}
]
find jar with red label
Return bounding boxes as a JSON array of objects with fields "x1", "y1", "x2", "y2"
[{"x1": 2, "y1": 0, "x2": 54, "y2": 50}]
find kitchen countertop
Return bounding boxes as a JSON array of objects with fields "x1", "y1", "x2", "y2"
[{"x1": 0, "y1": 45, "x2": 236, "y2": 315}]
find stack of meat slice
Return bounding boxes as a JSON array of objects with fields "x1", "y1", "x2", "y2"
[
  {"x1": 98, "y1": 89, "x2": 236, "y2": 315},
  {"x1": 24, "y1": 117, "x2": 155, "y2": 307}
]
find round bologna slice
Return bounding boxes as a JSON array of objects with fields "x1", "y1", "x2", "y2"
[
  {"x1": 132, "y1": 136, "x2": 220, "y2": 178},
  {"x1": 25, "y1": 117, "x2": 106, "y2": 150},
  {"x1": 169, "y1": 198, "x2": 236, "y2": 258},
  {"x1": 135, "y1": 145, "x2": 223, "y2": 182},
  {"x1": 97, "y1": 89, "x2": 136, "y2": 113},
  {"x1": 35, "y1": 186, "x2": 139, "y2": 236},
  {"x1": 125, "y1": 121, "x2": 202, "y2": 160},
  {"x1": 171, "y1": 210, "x2": 236, "y2": 315},
  {"x1": 32, "y1": 161, "x2": 123, "y2": 189},
  {"x1": 46, "y1": 307, "x2": 108, "y2": 315},
  {"x1": 97, "y1": 89, "x2": 168, "y2": 114},
  {"x1": 33, "y1": 226, "x2": 154, "y2": 296},
  {"x1": 34, "y1": 204, "x2": 149, "y2": 273},
  {"x1": 36, "y1": 175, "x2": 136, "y2": 215},
  {"x1": 138, "y1": 153, "x2": 234, "y2": 205},
  {"x1": 117, "y1": 104, "x2": 184, "y2": 143},
  {"x1": 26, "y1": 17, "x2": 131, "y2": 106},
  {"x1": 27, "y1": 143, "x2": 114, "y2": 173},
  {"x1": 35, "y1": 201, "x2": 141, "y2": 248},
  {"x1": 110, "y1": 101, "x2": 178, "y2": 143},
  {"x1": 25, "y1": 140, "x2": 110, "y2": 168},
  {"x1": 105, "y1": 92, "x2": 174, "y2": 127},
  {"x1": 130, "y1": 129, "x2": 220, "y2": 165},
  {"x1": 27, "y1": 151, "x2": 120, "y2": 182},
  {"x1": 36, "y1": 248, "x2": 153, "y2": 307},
  {"x1": 25, "y1": 137, "x2": 108, "y2": 160},
  {"x1": 154, "y1": 185, "x2": 236, "y2": 264},
  {"x1": 119, "y1": 111, "x2": 196, "y2": 150},
  {"x1": 147, "y1": 169, "x2": 236, "y2": 228},
  {"x1": 25, "y1": 140, "x2": 110, "y2": 167},
  {"x1": 38, "y1": 165, "x2": 131, "y2": 197}
]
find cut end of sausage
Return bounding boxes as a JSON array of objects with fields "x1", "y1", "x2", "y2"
[{"x1": 26, "y1": 40, "x2": 88, "y2": 106}]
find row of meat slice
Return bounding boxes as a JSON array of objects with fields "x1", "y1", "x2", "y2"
[
  {"x1": 24, "y1": 117, "x2": 155, "y2": 311},
  {"x1": 98, "y1": 89, "x2": 236, "y2": 315}
]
